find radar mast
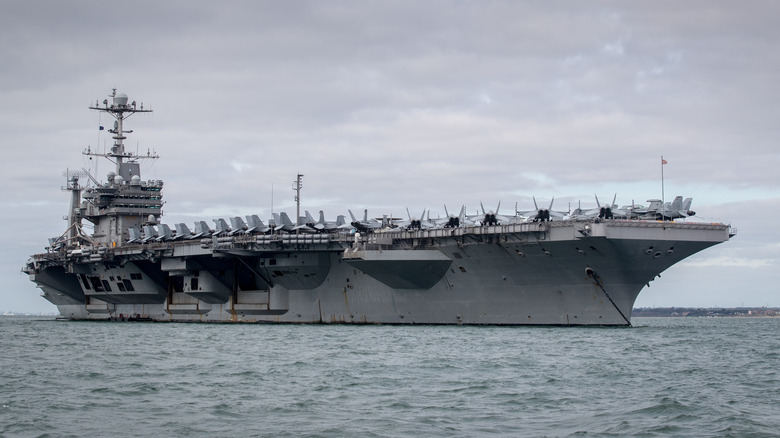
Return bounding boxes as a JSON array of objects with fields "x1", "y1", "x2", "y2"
[{"x1": 86, "y1": 88, "x2": 157, "y2": 180}]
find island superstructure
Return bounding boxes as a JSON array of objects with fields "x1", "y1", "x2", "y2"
[{"x1": 23, "y1": 91, "x2": 733, "y2": 325}]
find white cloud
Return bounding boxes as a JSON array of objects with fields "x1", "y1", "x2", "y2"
[
  {"x1": 230, "y1": 161, "x2": 253, "y2": 173},
  {"x1": 681, "y1": 256, "x2": 775, "y2": 269},
  {"x1": 603, "y1": 37, "x2": 627, "y2": 56}
]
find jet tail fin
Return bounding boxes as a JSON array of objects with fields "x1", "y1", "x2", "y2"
[
  {"x1": 175, "y1": 223, "x2": 191, "y2": 237},
  {"x1": 670, "y1": 196, "x2": 683, "y2": 211},
  {"x1": 157, "y1": 224, "x2": 173, "y2": 240},
  {"x1": 194, "y1": 220, "x2": 212, "y2": 236},
  {"x1": 280, "y1": 212, "x2": 294, "y2": 226},
  {"x1": 213, "y1": 218, "x2": 230, "y2": 234},
  {"x1": 128, "y1": 227, "x2": 142, "y2": 242}
]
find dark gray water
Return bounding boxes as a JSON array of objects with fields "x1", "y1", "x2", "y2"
[{"x1": 1, "y1": 316, "x2": 778, "y2": 437}]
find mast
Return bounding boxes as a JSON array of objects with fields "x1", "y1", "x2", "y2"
[
  {"x1": 62, "y1": 169, "x2": 86, "y2": 245},
  {"x1": 86, "y1": 89, "x2": 156, "y2": 179},
  {"x1": 661, "y1": 156, "x2": 667, "y2": 220},
  {"x1": 293, "y1": 174, "x2": 303, "y2": 227}
]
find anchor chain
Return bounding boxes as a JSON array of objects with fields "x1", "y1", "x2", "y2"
[{"x1": 586, "y1": 267, "x2": 631, "y2": 326}]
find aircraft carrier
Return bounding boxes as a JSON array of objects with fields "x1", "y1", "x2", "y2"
[{"x1": 23, "y1": 91, "x2": 734, "y2": 325}]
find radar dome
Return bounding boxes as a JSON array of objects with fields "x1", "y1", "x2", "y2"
[
  {"x1": 131, "y1": 175, "x2": 141, "y2": 185},
  {"x1": 114, "y1": 175, "x2": 124, "y2": 185},
  {"x1": 113, "y1": 93, "x2": 129, "y2": 106}
]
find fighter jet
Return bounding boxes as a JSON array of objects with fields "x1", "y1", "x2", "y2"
[
  {"x1": 192, "y1": 221, "x2": 212, "y2": 238},
  {"x1": 141, "y1": 225, "x2": 158, "y2": 243},
  {"x1": 212, "y1": 218, "x2": 231, "y2": 235},
  {"x1": 517, "y1": 198, "x2": 567, "y2": 222},
  {"x1": 246, "y1": 215, "x2": 271, "y2": 233},
  {"x1": 271, "y1": 212, "x2": 317, "y2": 233},
  {"x1": 127, "y1": 227, "x2": 143, "y2": 243},
  {"x1": 395, "y1": 208, "x2": 432, "y2": 230},
  {"x1": 304, "y1": 210, "x2": 346, "y2": 232},
  {"x1": 272, "y1": 212, "x2": 293, "y2": 232},
  {"x1": 579, "y1": 194, "x2": 630, "y2": 220},
  {"x1": 469, "y1": 202, "x2": 517, "y2": 226},
  {"x1": 155, "y1": 224, "x2": 174, "y2": 241},
  {"x1": 631, "y1": 196, "x2": 695, "y2": 220},
  {"x1": 433, "y1": 205, "x2": 474, "y2": 228},
  {"x1": 343, "y1": 209, "x2": 383, "y2": 232},
  {"x1": 175, "y1": 223, "x2": 205, "y2": 240},
  {"x1": 229, "y1": 216, "x2": 250, "y2": 235}
]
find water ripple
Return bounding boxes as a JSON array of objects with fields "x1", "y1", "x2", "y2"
[{"x1": 2, "y1": 316, "x2": 780, "y2": 437}]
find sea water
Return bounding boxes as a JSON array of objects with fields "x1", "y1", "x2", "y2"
[{"x1": 1, "y1": 316, "x2": 778, "y2": 437}]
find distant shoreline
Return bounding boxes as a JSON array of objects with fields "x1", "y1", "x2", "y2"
[{"x1": 633, "y1": 308, "x2": 779, "y2": 317}]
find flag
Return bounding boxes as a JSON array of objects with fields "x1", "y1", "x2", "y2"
[
  {"x1": 662, "y1": 158, "x2": 667, "y2": 165},
  {"x1": 99, "y1": 126, "x2": 104, "y2": 131}
]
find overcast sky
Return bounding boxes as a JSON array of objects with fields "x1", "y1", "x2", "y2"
[{"x1": 2, "y1": 1, "x2": 778, "y2": 313}]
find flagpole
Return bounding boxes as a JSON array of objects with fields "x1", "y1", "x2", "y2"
[{"x1": 661, "y1": 156, "x2": 665, "y2": 220}]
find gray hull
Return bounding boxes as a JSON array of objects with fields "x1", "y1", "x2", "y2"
[{"x1": 26, "y1": 220, "x2": 731, "y2": 326}]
